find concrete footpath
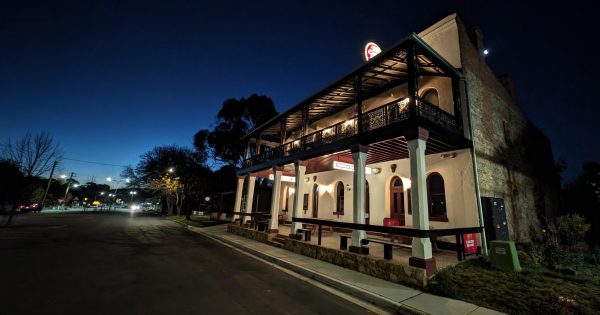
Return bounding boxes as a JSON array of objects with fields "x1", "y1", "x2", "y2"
[{"x1": 191, "y1": 224, "x2": 504, "y2": 315}]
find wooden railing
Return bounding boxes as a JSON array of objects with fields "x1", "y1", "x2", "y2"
[
  {"x1": 292, "y1": 217, "x2": 482, "y2": 261},
  {"x1": 244, "y1": 97, "x2": 461, "y2": 168}
]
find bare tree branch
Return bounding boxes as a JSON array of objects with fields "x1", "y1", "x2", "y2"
[{"x1": 1, "y1": 131, "x2": 63, "y2": 177}]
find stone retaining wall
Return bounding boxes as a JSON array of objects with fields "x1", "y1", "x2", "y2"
[{"x1": 227, "y1": 224, "x2": 427, "y2": 288}]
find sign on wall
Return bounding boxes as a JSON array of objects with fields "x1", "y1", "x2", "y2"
[
  {"x1": 364, "y1": 42, "x2": 381, "y2": 61},
  {"x1": 333, "y1": 161, "x2": 372, "y2": 174}
]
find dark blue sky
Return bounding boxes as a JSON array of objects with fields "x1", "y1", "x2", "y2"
[{"x1": 1, "y1": 1, "x2": 597, "y2": 185}]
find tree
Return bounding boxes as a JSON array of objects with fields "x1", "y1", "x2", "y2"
[
  {"x1": 563, "y1": 162, "x2": 600, "y2": 244},
  {"x1": 129, "y1": 145, "x2": 211, "y2": 217},
  {"x1": 1, "y1": 131, "x2": 63, "y2": 177},
  {"x1": 195, "y1": 94, "x2": 278, "y2": 167}
]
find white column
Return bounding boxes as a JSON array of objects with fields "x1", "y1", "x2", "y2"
[
  {"x1": 232, "y1": 176, "x2": 245, "y2": 222},
  {"x1": 351, "y1": 149, "x2": 367, "y2": 248},
  {"x1": 243, "y1": 175, "x2": 256, "y2": 224},
  {"x1": 268, "y1": 167, "x2": 282, "y2": 232},
  {"x1": 408, "y1": 138, "x2": 432, "y2": 260},
  {"x1": 290, "y1": 161, "x2": 306, "y2": 235}
]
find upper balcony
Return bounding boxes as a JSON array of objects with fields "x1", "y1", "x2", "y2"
[{"x1": 240, "y1": 34, "x2": 469, "y2": 172}]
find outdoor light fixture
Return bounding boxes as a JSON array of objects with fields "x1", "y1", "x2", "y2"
[
  {"x1": 304, "y1": 177, "x2": 310, "y2": 182},
  {"x1": 372, "y1": 167, "x2": 381, "y2": 174},
  {"x1": 60, "y1": 174, "x2": 67, "y2": 179},
  {"x1": 346, "y1": 184, "x2": 351, "y2": 191},
  {"x1": 204, "y1": 196, "x2": 210, "y2": 202},
  {"x1": 441, "y1": 152, "x2": 457, "y2": 159},
  {"x1": 483, "y1": 49, "x2": 489, "y2": 55},
  {"x1": 168, "y1": 168, "x2": 174, "y2": 173},
  {"x1": 390, "y1": 164, "x2": 397, "y2": 173}
]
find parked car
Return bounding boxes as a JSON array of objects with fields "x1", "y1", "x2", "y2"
[{"x1": 19, "y1": 202, "x2": 41, "y2": 212}]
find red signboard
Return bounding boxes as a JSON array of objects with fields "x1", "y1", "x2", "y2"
[
  {"x1": 463, "y1": 233, "x2": 478, "y2": 255},
  {"x1": 383, "y1": 218, "x2": 400, "y2": 227}
]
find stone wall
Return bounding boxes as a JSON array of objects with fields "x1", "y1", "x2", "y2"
[
  {"x1": 227, "y1": 224, "x2": 428, "y2": 288},
  {"x1": 454, "y1": 18, "x2": 560, "y2": 241},
  {"x1": 227, "y1": 224, "x2": 272, "y2": 243}
]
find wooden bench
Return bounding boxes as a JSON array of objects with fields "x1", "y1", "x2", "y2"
[
  {"x1": 361, "y1": 238, "x2": 411, "y2": 260},
  {"x1": 297, "y1": 228, "x2": 312, "y2": 242},
  {"x1": 339, "y1": 234, "x2": 352, "y2": 250}
]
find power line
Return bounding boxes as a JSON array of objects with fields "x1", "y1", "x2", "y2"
[{"x1": 63, "y1": 157, "x2": 127, "y2": 167}]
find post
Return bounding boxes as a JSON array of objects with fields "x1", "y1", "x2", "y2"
[
  {"x1": 243, "y1": 175, "x2": 256, "y2": 224},
  {"x1": 354, "y1": 75, "x2": 363, "y2": 134},
  {"x1": 63, "y1": 172, "x2": 75, "y2": 207},
  {"x1": 406, "y1": 41, "x2": 419, "y2": 116},
  {"x1": 268, "y1": 166, "x2": 283, "y2": 233},
  {"x1": 290, "y1": 160, "x2": 306, "y2": 238},
  {"x1": 350, "y1": 144, "x2": 369, "y2": 254},
  {"x1": 232, "y1": 176, "x2": 245, "y2": 222},
  {"x1": 41, "y1": 160, "x2": 57, "y2": 210},
  {"x1": 407, "y1": 128, "x2": 436, "y2": 276}
]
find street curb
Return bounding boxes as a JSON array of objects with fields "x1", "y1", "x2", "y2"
[{"x1": 193, "y1": 227, "x2": 427, "y2": 315}]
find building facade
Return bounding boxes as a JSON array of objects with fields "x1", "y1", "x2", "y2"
[{"x1": 232, "y1": 14, "x2": 558, "y2": 273}]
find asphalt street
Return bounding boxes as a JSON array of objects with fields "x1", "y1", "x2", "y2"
[{"x1": 0, "y1": 212, "x2": 374, "y2": 315}]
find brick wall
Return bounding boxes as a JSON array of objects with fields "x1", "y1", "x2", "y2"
[{"x1": 455, "y1": 18, "x2": 560, "y2": 241}]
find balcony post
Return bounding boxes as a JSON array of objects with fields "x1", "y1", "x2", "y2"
[
  {"x1": 268, "y1": 166, "x2": 283, "y2": 233},
  {"x1": 354, "y1": 75, "x2": 363, "y2": 134},
  {"x1": 350, "y1": 144, "x2": 369, "y2": 254},
  {"x1": 290, "y1": 160, "x2": 306, "y2": 238},
  {"x1": 406, "y1": 127, "x2": 436, "y2": 276},
  {"x1": 302, "y1": 104, "x2": 309, "y2": 137},
  {"x1": 406, "y1": 41, "x2": 419, "y2": 116},
  {"x1": 280, "y1": 118, "x2": 287, "y2": 145},
  {"x1": 232, "y1": 175, "x2": 245, "y2": 222},
  {"x1": 255, "y1": 133, "x2": 262, "y2": 155},
  {"x1": 242, "y1": 175, "x2": 256, "y2": 224}
]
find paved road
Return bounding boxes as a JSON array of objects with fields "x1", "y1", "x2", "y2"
[{"x1": 0, "y1": 213, "x2": 373, "y2": 315}]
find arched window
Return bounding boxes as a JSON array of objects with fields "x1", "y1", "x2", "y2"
[
  {"x1": 389, "y1": 176, "x2": 405, "y2": 225},
  {"x1": 335, "y1": 182, "x2": 345, "y2": 214},
  {"x1": 312, "y1": 184, "x2": 319, "y2": 218},
  {"x1": 427, "y1": 173, "x2": 447, "y2": 221},
  {"x1": 422, "y1": 89, "x2": 439, "y2": 107}
]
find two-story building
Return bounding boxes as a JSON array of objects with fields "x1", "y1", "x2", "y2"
[{"x1": 231, "y1": 14, "x2": 559, "y2": 274}]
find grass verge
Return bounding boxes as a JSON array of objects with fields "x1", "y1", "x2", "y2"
[{"x1": 427, "y1": 257, "x2": 600, "y2": 314}]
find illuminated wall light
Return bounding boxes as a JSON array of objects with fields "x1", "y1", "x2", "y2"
[
  {"x1": 343, "y1": 119, "x2": 354, "y2": 127},
  {"x1": 372, "y1": 167, "x2": 381, "y2": 174},
  {"x1": 304, "y1": 177, "x2": 310, "y2": 182},
  {"x1": 402, "y1": 178, "x2": 412, "y2": 189},
  {"x1": 398, "y1": 97, "x2": 410, "y2": 105},
  {"x1": 323, "y1": 128, "x2": 333, "y2": 135}
]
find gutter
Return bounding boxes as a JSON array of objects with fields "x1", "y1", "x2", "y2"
[{"x1": 462, "y1": 77, "x2": 489, "y2": 255}]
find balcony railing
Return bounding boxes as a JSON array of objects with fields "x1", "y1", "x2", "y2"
[{"x1": 245, "y1": 98, "x2": 460, "y2": 167}]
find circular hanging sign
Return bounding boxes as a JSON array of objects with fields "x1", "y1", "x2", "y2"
[{"x1": 364, "y1": 42, "x2": 381, "y2": 61}]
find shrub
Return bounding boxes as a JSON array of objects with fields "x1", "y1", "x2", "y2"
[
  {"x1": 557, "y1": 214, "x2": 590, "y2": 248},
  {"x1": 426, "y1": 267, "x2": 456, "y2": 298}
]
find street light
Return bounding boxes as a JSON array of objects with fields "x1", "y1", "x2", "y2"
[
  {"x1": 106, "y1": 177, "x2": 130, "y2": 209},
  {"x1": 129, "y1": 191, "x2": 137, "y2": 204}
]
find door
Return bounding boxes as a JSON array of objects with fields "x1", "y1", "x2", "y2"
[{"x1": 390, "y1": 177, "x2": 405, "y2": 225}]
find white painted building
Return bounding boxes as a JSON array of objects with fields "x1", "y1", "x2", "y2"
[{"x1": 231, "y1": 14, "x2": 558, "y2": 275}]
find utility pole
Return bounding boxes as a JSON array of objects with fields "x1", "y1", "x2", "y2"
[
  {"x1": 41, "y1": 161, "x2": 57, "y2": 210},
  {"x1": 63, "y1": 172, "x2": 75, "y2": 207}
]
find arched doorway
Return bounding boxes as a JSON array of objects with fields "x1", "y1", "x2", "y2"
[
  {"x1": 390, "y1": 176, "x2": 405, "y2": 225},
  {"x1": 312, "y1": 184, "x2": 319, "y2": 218}
]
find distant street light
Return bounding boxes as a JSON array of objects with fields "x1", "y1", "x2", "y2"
[
  {"x1": 168, "y1": 168, "x2": 174, "y2": 173},
  {"x1": 106, "y1": 177, "x2": 130, "y2": 209},
  {"x1": 129, "y1": 191, "x2": 137, "y2": 203}
]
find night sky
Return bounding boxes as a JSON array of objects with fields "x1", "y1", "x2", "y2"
[{"x1": 1, "y1": 1, "x2": 597, "y2": 186}]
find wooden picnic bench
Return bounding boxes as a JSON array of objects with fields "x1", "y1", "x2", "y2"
[{"x1": 361, "y1": 237, "x2": 411, "y2": 259}]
